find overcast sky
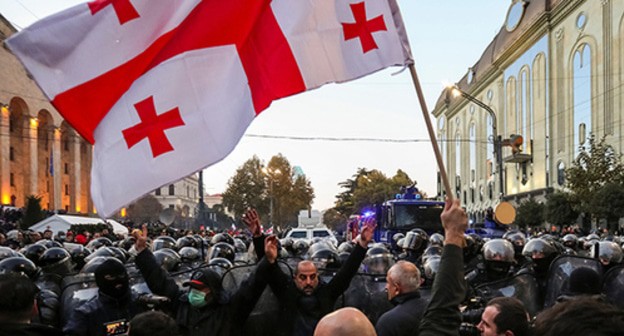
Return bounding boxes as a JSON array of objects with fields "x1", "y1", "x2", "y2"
[{"x1": 1, "y1": 1, "x2": 512, "y2": 211}]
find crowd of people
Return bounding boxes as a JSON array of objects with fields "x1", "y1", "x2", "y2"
[{"x1": 0, "y1": 201, "x2": 624, "y2": 335}]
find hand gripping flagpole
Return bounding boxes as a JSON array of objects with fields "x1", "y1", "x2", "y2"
[{"x1": 407, "y1": 64, "x2": 453, "y2": 201}]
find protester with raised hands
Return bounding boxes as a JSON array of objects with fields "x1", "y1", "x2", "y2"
[
  {"x1": 263, "y1": 216, "x2": 376, "y2": 336},
  {"x1": 132, "y1": 224, "x2": 272, "y2": 336}
]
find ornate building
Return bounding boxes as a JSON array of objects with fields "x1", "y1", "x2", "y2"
[
  {"x1": 0, "y1": 15, "x2": 94, "y2": 213},
  {"x1": 432, "y1": 0, "x2": 624, "y2": 222},
  {"x1": 152, "y1": 174, "x2": 200, "y2": 218}
]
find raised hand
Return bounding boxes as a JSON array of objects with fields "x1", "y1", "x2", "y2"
[
  {"x1": 264, "y1": 235, "x2": 279, "y2": 264},
  {"x1": 357, "y1": 216, "x2": 376, "y2": 248},
  {"x1": 133, "y1": 223, "x2": 148, "y2": 253},
  {"x1": 440, "y1": 198, "x2": 467, "y2": 247},
  {"x1": 242, "y1": 208, "x2": 262, "y2": 237}
]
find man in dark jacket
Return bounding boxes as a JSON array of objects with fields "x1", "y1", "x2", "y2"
[
  {"x1": 0, "y1": 273, "x2": 63, "y2": 336},
  {"x1": 376, "y1": 260, "x2": 427, "y2": 336},
  {"x1": 132, "y1": 225, "x2": 274, "y2": 336},
  {"x1": 263, "y1": 217, "x2": 375, "y2": 336},
  {"x1": 64, "y1": 258, "x2": 145, "y2": 336}
]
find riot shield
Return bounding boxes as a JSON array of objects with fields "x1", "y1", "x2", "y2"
[
  {"x1": 474, "y1": 273, "x2": 541, "y2": 317},
  {"x1": 338, "y1": 273, "x2": 395, "y2": 325},
  {"x1": 59, "y1": 273, "x2": 99, "y2": 327},
  {"x1": 603, "y1": 265, "x2": 624, "y2": 309},
  {"x1": 543, "y1": 255, "x2": 602, "y2": 309}
]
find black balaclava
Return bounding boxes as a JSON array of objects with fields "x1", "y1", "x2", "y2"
[{"x1": 95, "y1": 259, "x2": 129, "y2": 299}]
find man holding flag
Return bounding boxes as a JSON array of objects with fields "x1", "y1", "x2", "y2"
[{"x1": 7, "y1": 0, "x2": 413, "y2": 217}]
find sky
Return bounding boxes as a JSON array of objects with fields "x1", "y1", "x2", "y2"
[{"x1": 1, "y1": 0, "x2": 512, "y2": 211}]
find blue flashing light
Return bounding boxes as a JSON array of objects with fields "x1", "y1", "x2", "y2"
[{"x1": 363, "y1": 211, "x2": 375, "y2": 218}]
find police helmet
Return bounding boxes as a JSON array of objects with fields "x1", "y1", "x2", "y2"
[
  {"x1": 108, "y1": 246, "x2": 128, "y2": 264},
  {"x1": 179, "y1": 246, "x2": 200, "y2": 262},
  {"x1": 22, "y1": 244, "x2": 48, "y2": 266},
  {"x1": 591, "y1": 241, "x2": 623, "y2": 266},
  {"x1": 0, "y1": 246, "x2": 21, "y2": 261},
  {"x1": 210, "y1": 233, "x2": 234, "y2": 246},
  {"x1": 310, "y1": 248, "x2": 341, "y2": 269},
  {"x1": 80, "y1": 256, "x2": 110, "y2": 273},
  {"x1": 422, "y1": 246, "x2": 443, "y2": 264},
  {"x1": 292, "y1": 240, "x2": 310, "y2": 257},
  {"x1": 176, "y1": 236, "x2": 197, "y2": 250},
  {"x1": 86, "y1": 237, "x2": 113, "y2": 251},
  {"x1": 423, "y1": 256, "x2": 441, "y2": 282},
  {"x1": 482, "y1": 239, "x2": 515, "y2": 263},
  {"x1": 522, "y1": 238, "x2": 557, "y2": 260},
  {"x1": 0, "y1": 256, "x2": 40, "y2": 279},
  {"x1": 279, "y1": 238, "x2": 294, "y2": 254},
  {"x1": 337, "y1": 241, "x2": 355, "y2": 254},
  {"x1": 233, "y1": 238, "x2": 248, "y2": 254},
  {"x1": 153, "y1": 236, "x2": 177, "y2": 251},
  {"x1": 153, "y1": 248, "x2": 181, "y2": 272},
  {"x1": 84, "y1": 246, "x2": 117, "y2": 265},
  {"x1": 208, "y1": 257, "x2": 233, "y2": 275},
  {"x1": 35, "y1": 239, "x2": 63, "y2": 249},
  {"x1": 39, "y1": 247, "x2": 73, "y2": 276},
  {"x1": 403, "y1": 229, "x2": 428, "y2": 252},
  {"x1": 363, "y1": 245, "x2": 394, "y2": 274},
  {"x1": 429, "y1": 233, "x2": 444, "y2": 247},
  {"x1": 392, "y1": 233, "x2": 405, "y2": 244},
  {"x1": 208, "y1": 242, "x2": 235, "y2": 262},
  {"x1": 562, "y1": 234, "x2": 579, "y2": 250},
  {"x1": 66, "y1": 244, "x2": 91, "y2": 270}
]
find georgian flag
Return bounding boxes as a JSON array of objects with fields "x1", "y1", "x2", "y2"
[{"x1": 7, "y1": 0, "x2": 413, "y2": 217}]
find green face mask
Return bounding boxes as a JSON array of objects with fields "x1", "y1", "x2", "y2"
[{"x1": 188, "y1": 288, "x2": 208, "y2": 308}]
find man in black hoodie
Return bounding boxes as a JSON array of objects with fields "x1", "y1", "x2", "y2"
[
  {"x1": 133, "y1": 225, "x2": 274, "y2": 336},
  {"x1": 0, "y1": 273, "x2": 63, "y2": 336}
]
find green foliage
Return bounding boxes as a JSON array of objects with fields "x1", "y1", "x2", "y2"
[
  {"x1": 322, "y1": 208, "x2": 348, "y2": 231},
  {"x1": 222, "y1": 154, "x2": 315, "y2": 231},
  {"x1": 222, "y1": 156, "x2": 268, "y2": 219},
  {"x1": 127, "y1": 194, "x2": 163, "y2": 224},
  {"x1": 544, "y1": 192, "x2": 578, "y2": 228},
  {"x1": 590, "y1": 182, "x2": 624, "y2": 231},
  {"x1": 22, "y1": 195, "x2": 44, "y2": 229},
  {"x1": 334, "y1": 168, "x2": 415, "y2": 216},
  {"x1": 514, "y1": 198, "x2": 544, "y2": 229},
  {"x1": 566, "y1": 134, "x2": 624, "y2": 218}
]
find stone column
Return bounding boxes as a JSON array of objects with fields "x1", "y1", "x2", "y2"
[
  {"x1": 73, "y1": 139, "x2": 81, "y2": 213},
  {"x1": 29, "y1": 118, "x2": 38, "y2": 196},
  {"x1": 53, "y1": 128, "x2": 62, "y2": 211},
  {"x1": 0, "y1": 106, "x2": 9, "y2": 205}
]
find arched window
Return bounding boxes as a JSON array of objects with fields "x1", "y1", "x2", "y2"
[
  {"x1": 455, "y1": 132, "x2": 461, "y2": 199},
  {"x1": 557, "y1": 161, "x2": 566, "y2": 186},
  {"x1": 573, "y1": 44, "x2": 592, "y2": 158},
  {"x1": 469, "y1": 123, "x2": 476, "y2": 184},
  {"x1": 168, "y1": 184, "x2": 175, "y2": 195},
  {"x1": 486, "y1": 115, "x2": 493, "y2": 180}
]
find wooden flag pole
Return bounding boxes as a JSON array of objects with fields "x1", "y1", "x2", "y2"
[{"x1": 408, "y1": 63, "x2": 453, "y2": 201}]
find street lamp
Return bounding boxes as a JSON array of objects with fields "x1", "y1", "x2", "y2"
[{"x1": 448, "y1": 85, "x2": 505, "y2": 197}]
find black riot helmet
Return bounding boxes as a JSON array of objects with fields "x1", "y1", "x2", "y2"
[
  {"x1": 22, "y1": 244, "x2": 48, "y2": 266},
  {"x1": 311, "y1": 248, "x2": 341, "y2": 269},
  {"x1": 337, "y1": 241, "x2": 355, "y2": 254},
  {"x1": 591, "y1": 241, "x2": 623, "y2": 267},
  {"x1": 363, "y1": 245, "x2": 394, "y2": 275},
  {"x1": 403, "y1": 229, "x2": 428, "y2": 254},
  {"x1": 0, "y1": 246, "x2": 20, "y2": 262},
  {"x1": 562, "y1": 234, "x2": 579, "y2": 250},
  {"x1": 108, "y1": 247, "x2": 128, "y2": 264},
  {"x1": 210, "y1": 233, "x2": 234, "y2": 246},
  {"x1": 429, "y1": 233, "x2": 444, "y2": 247},
  {"x1": 80, "y1": 256, "x2": 110, "y2": 273},
  {"x1": 35, "y1": 239, "x2": 63, "y2": 249},
  {"x1": 292, "y1": 240, "x2": 310, "y2": 257},
  {"x1": 523, "y1": 238, "x2": 558, "y2": 275},
  {"x1": 482, "y1": 239, "x2": 515, "y2": 280},
  {"x1": 153, "y1": 236, "x2": 177, "y2": 251},
  {"x1": 208, "y1": 242, "x2": 235, "y2": 262},
  {"x1": 83, "y1": 246, "x2": 116, "y2": 265},
  {"x1": 153, "y1": 248, "x2": 181, "y2": 272},
  {"x1": 65, "y1": 244, "x2": 92, "y2": 270},
  {"x1": 208, "y1": 257, "x2": 233, "y2": 277},
  {"x1": 0, "y1": 256, "x2": 40, "y2": 280},
  {"x1": 179, "y1": 246, "x2": 200, "y2": 262},
  {"x1": 233, "y1": 238, "x2": 248, "y2": 254},
  {"x1": 176, "y1": 236, "x2": 197, "y2": 250},
  {"x1": 503, "y1": 231, "x2": 526, "y2": 257},
  {"x1": 39, "y1": 247, "x2": 74, "y2": 276},
  {"x1": 86, "y1": 237, "x2": 113, "y2": 251}
]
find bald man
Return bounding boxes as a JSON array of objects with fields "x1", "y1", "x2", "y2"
[
  {"x1": 314, "y1": 307, "x2": 376, "y2": 336},
  {"x1": 375, "y1": 261, "x2": 427, "y2": 336}
]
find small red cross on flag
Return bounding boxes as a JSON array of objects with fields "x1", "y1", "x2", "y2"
[
  {"x1": 342, "y1": 2, "x2": 387, "y2": 53},
  {"x1": 122, "y1": 96, "x2": 185, "y2": 158},
  {"x1": 89, "y1": 0, "x2": 140, "y2": 25}
]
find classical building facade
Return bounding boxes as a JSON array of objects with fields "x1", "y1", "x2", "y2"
[
  {"x1": 151, "y1": 174, "x2": 200, "y2": 218},
  {"x1": 432, "y1": 0, "x2": 624, "y2": 222},
  {"x1": 0, "y1": 15, "x2": 94, "y2": 213}
]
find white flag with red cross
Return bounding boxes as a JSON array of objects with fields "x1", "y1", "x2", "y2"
[{"x1": 7, "y1": 0, "x2": 413, "y2": 217}]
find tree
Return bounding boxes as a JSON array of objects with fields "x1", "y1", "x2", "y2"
[
  {"x1": 566, "y1": 134, "x2": 624, "y2": 220},
  {"x1": 544, "y1": 192, "x2": 578, "y2": 229},
  {"x1": 322, "y1": 208, "x2": 347, "y2": 232},
  {"x1": 127, "y1": 194, "x2": 163, "y2": 224},
  {"x1": 590, "y1": 182, "x2": 624, "y2": 232},
  {"x1": 222, "y1": 156, "x2": 268, "y2": 219},
  {"x1": 514, "y1": 198, "x2": 544, "y2": 229},
  {"x1": 22, "y1": 195, "x2": 44, "y2": 229}
]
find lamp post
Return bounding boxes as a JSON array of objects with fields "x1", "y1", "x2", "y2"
[
  {"x1": 449, "y1": 85, "x2": 504, "y2": 197},
  {"x1": 263, "y1": 168, "x2": 281, "y2": 229}
]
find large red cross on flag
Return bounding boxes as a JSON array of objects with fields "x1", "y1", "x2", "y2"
[{"x1": 7, "y1": 0, "x2": 413, "y2": 217}]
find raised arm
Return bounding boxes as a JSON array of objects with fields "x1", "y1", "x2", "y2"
[
  {"x1": 242, "y1": 208, "x2": 266, "y2": 261},
  {"x1": 419, "y1": 199, "x2": 468, "y2": 336},
  {"x1": 132, "y1": 225, "x2": 181, "y2": 301}
]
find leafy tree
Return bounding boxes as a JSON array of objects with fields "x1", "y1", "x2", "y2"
[
  {"x1": 127, "y1": 194, "x2": 163, "y2": 224},
  {"x1": 323, "y1": 208, "x2": 348, "y2": 232},
  {"x1": 222, "y1": 156, "x2": 268, "y2": 219},
  {"x1": 22, "y1": 195, "x2": 44, "y2": 229},
  {"x1": 514, "y1": 198, "x2": 544, "y2": 229},
  {"x1": 334, "y1": 168, "x2": 371, "y2": 216},
  {"x1": 544, "y1": 192, "x2": 578, "y2": 229},
  {"x1": 566, "y1": 134, "x2": 624, "y2": 220},
  {"x1": 590, "y1": 182, "x2": 624, "y2": 232}
]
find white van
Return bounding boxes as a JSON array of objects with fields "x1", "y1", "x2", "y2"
[{"x1": 286, "y1": 227, "x2": 338, "y2": 246}]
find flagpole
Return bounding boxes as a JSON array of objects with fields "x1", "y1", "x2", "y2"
[{"x1": 407, "y1": 64, "x2": 453, "y2": 201}]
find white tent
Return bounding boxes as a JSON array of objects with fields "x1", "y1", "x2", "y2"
[{"x1": 29, "y1": 214, "x2": 129, "y2": 236}]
